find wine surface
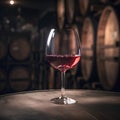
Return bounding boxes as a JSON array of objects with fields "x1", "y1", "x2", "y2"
[{"x1": 46, "y1": 55, "x2": 80, "y2": 72}]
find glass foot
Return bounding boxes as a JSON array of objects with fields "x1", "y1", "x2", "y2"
[{"x1": 50, "y1": 96, "x2": 77, "y2": 105}]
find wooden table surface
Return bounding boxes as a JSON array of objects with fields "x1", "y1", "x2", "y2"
[{"x1": 0, "y1": 90, "x2": 120, "y2": 120}]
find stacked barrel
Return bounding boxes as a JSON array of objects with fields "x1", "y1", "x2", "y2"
[
  {"x1": 0, "y1": 31, "x2": 35, "y2": 94},
  {"x1": 78, "y1": 1, "x2": 120, "y2": 90}
]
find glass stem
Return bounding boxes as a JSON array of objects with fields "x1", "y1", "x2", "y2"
[{"x1": 61, "y1": 71, "x2": 66, "y2": 97}]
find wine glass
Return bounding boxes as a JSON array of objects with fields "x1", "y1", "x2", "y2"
[{"x1": 45, "y1": 26, "x2": 81, "y2": 104}]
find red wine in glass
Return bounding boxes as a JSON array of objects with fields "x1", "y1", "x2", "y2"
[{"x1": 46, "y1": 55, "x2": 80, "y2": 72}]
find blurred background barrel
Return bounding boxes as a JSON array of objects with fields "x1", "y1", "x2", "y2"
[
  {"x1": 97, "y1": 6, "x2": 120, "y2": 90},
  {"x1": 80, "y1": 17, "x2": 99, "y2": 88},
  {"x1": 9, "y1": 66, "x2": 32, "y2": 92},
  {"x1": 9, "y1": 38, "x2": 31, "y2": 61},
  {"x1": 8, "y1": 32, "x2": 32, "y2": 62}
]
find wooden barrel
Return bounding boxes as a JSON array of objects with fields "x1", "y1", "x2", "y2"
[
  {"x1": 97, "y1": 6, "x2": 120, "y2": 90},
  {"x1": 65, "y1": 0, "x2": 75, "y2": 24},
  {"x1": 81, "y1": 17, "x2": 97, "y2": 82},
  {"x1": 57, "y1": 0, "x2": 65, "y2": 29},
  {"x1": 0, "y1": 41, "x2": 7, "y2": 61},
  {"x1": 9, "y1": 38, "x2": 31, "y2": 61},
  {"x1": 0, "y1": 69, "x2": 6, "y2": 93},
  {"x1": 9, "y1": 67, "x2": 31, "y2": 92}
]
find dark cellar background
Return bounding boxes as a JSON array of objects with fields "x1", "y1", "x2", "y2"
[{"x1": 0, "y1": 0, "x2": 120, "y2": 94}]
